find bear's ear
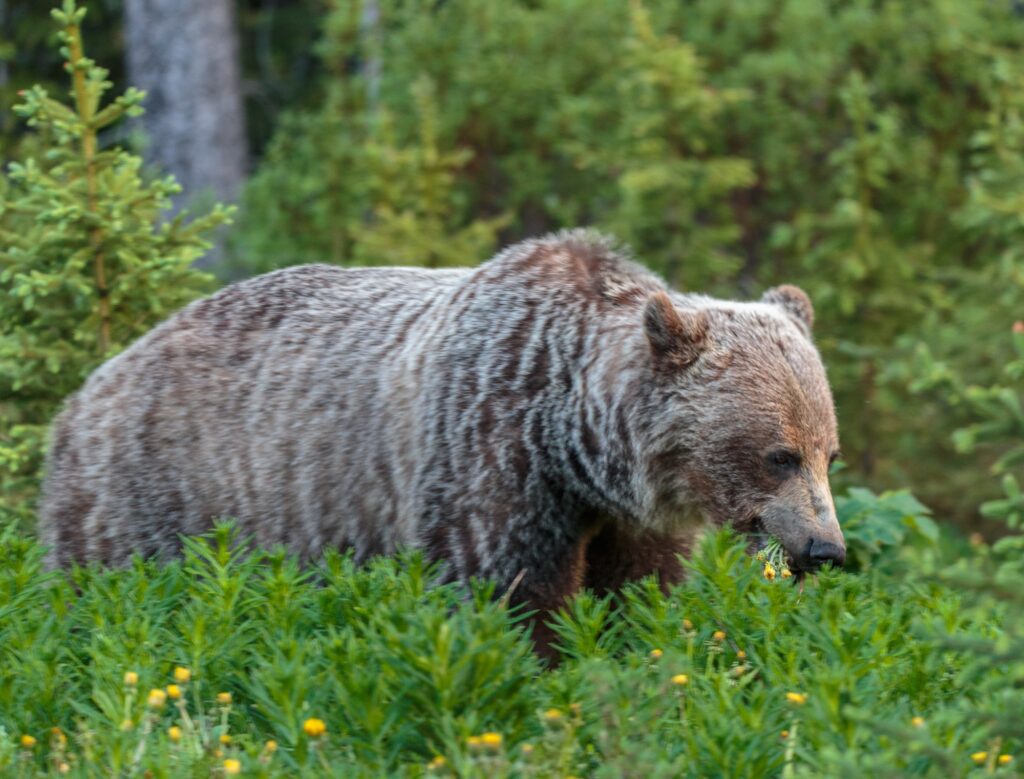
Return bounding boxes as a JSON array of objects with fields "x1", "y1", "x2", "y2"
[
  {"x1": 644, "y1": 292, "x2": 708, "y2": 369},
  {"x1": 762, "y1": 284, "x2": 814, "y2": 333}
]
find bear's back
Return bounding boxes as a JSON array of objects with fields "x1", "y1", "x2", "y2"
[{"x1": 39, "y1": 263, "x2": 471, "y2": 566}]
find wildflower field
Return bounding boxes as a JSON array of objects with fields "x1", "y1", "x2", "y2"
[{"x1": 1, "y1": 515, "x2": 1021, "y2": 778}]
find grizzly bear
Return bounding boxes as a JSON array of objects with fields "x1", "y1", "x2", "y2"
[{"x1": 39, "y1": 230, "x2": 845, "y2": 653}]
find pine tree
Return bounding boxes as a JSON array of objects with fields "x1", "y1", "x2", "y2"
[{"x1": 0, "y1": 0, "x2": 232, "y2": 524}]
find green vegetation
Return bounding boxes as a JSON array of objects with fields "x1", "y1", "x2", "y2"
[{"x1": 0, "y1": 523, "x2": 1018, "y2": 778}]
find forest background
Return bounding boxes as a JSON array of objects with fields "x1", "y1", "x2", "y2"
[{"x1": 2, "y1": 0, "x2": 1024, "y2": 539}]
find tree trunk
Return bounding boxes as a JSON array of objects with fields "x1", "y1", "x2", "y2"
[{"x1": 124, "y1": 0, "x2": 247, "y2": 264}]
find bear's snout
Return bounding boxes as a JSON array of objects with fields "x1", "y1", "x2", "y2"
[{"x1": 806, "y1": 538, "x2": 846, "y2": 569}]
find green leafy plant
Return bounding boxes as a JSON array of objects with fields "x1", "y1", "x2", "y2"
[
  {"x1": 0, "y1": 524, "x2": 1016, "y2": 777},
  {"x1": 836, "y1": 487, "x2": 939, "y2": 571}
]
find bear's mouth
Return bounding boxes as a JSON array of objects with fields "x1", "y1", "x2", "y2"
[{"x1": 742, "y1": 516, "x2": 804, "y2": 580}]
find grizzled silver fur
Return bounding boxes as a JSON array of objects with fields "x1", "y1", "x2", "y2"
[{"x1": 40, "y1": 231, "x2": 843, "y2": 647}]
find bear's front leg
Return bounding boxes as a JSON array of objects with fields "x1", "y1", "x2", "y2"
[
  {"x1": 583, "y1": 522, "x2": 689, "y2": 597},
  {"x1": 420, "y1": 501, "x2": 603, "y2": 662},
  {"x1": 499, "y1": 522, "x2": 606, "y2": 663}
]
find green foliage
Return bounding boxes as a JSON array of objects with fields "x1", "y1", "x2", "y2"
[
  {"x1": 0, "y1": 0, "x2": 232, "y2": 524},
  {"x1": 0, "y1": 0, "x2": 124, "y2": 161},
  {"x1": 835, "y1": 487, "x2": 938, "y2": 571},
  {"x1": 914, "y1": 324, "x2": 1024, "y2": 530},
  {"x1": 0, "y1": 525, "x2": 1017, "y2": 777},
  {"x1": 231, "y1": 0, "x2": 749, "y2": 287}
]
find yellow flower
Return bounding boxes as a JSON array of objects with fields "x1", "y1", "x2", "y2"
[
  {"x1": 785, "y1": 692, "x2": 807, "y2": 706},
  {"x1": 671, "y1": 674, "x2": 689, "y2": 686},
  {"x1": 220, "y1": 734, "x2": 232, "y2": 745},
  {"x1": 543, "y1": 708, "x2": 563, "y2": 723},
  {"x1": 712, "y1": 630, "x2": 726, "y2": 642},
  {"x1": 999, "y1": 755, "x2": 1013, "y2": 765},
  {"x1": 428, "y1": 755, "x2": 446, "y2": 769},
  {"x1": 120, "y1": 719, "x2": 134, "y2": 731},
  {"x1": 737, "y1": 650, "x2": 747, "y2": 661},
  {"x1": 521, "y1": 743, "x2": 534, "y2": 755},
  {"x1": 763, "y1": 562, "x2": 777, "y2": 580},
  {"x1": 911, "y1": 716, "x2": 925, "y2": 728},
  {"x1": 972, "y1": 752, "x2": 988, "y2": 764},
  {"x1": 682, "y1": 619, "x2": 694, "y2": 631},
  {"x1": 168, "y1": 726, "x2": 182, "y2": 742},
  {"x1": 480, "y1": 732, "x2": 503, "y2": 749},
  {"x1": 780, "y1": 730, "x2": 789, "y2": 739},
  {"x1": 303, "y1": 718, "x2": 327, "y2": 738},
  {"x1": 124, "y1": 671, "x2": 139, "y2": 687},
  {"x1": 649, "y1": 648, "x2": 663, "y2": 659},
  {"x1": 166, "y1": 684, "x2": 181, "y2": 700},
  {"x1": 217, "y1": 692, "x2": 233, "y2": 705},
  {"x1": 781, "y1": 567, "x2": 793, "y2": 579},
  {"x1": 467, "y1": 735, "x2": 483, "y2": 748},
  {"x1": 51, "y1": 727, "x2": 67, "y2": 746},
  {"x1": 147, "y1": 688, "x2": 168, "y2": 709},
  {"x1": 264, "y1": 740, "x2": 278, "y2": 754},
  {"x1": 569, "y1": 703, "x2": 582, "y2": 716},
  {"x1": 58, "y1": 762, "x2": 70, "y2": 774},
  {"x1": 173, "y1": 667, "x2": 191, "y2": 684},
  {"x1": 223, "y1": 758, "x2": 241, "y2": 776},
  {"x1": 20, "y1": 734, "x2": 36, "y2": 749}
]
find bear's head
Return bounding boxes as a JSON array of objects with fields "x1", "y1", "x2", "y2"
[{"x1": 642, "y1": 285, "x2": 845, "y2": 573}]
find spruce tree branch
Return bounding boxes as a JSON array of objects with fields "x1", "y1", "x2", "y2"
[{"x1": 65, "y1": 10, "x2": 110, "y2": 355}]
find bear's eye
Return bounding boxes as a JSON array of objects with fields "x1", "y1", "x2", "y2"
[{"x1": 768, "y1": 450, "x2": 801, "y2": 471}]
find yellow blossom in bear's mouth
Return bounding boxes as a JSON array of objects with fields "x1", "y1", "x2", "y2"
[{"x1": 763, "y1": 562, "x2": 777, "y2": 580}]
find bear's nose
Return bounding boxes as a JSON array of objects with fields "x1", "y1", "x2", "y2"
[{"x1": 808, "y1": 539, "x2": 846, "y2": 569}]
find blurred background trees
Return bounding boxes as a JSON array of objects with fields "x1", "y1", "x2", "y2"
[
  {"x1": 2, "y1": 0, "x2": 1023, "y2": 536},
  {"x1": 124, "y1": 0, "x2": 248, "y2": 219}
]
